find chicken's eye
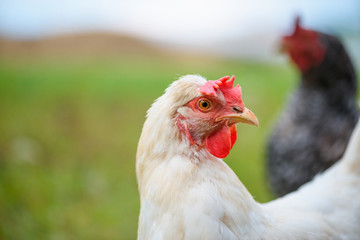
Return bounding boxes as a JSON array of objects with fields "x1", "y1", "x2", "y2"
[{"x1": 198, "y1": 99, "x2": 212, "y2": 111}]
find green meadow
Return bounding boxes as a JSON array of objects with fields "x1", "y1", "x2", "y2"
[{"x1": 0, "y1": 52, "x2": 299, "y2": 239}]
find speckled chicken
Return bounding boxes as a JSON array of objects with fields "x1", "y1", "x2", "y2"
[{"x1": 266, "y1": 18, "x2": 359, "y2": 197}]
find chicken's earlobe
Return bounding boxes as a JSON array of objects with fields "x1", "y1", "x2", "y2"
[{"x1": 176, "y1": 117, "x2": 196, "y2": 145}]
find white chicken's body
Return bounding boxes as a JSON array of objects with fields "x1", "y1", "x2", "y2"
[{"x1": 136, "y1": 75, "x2": 360, "y2": 240}]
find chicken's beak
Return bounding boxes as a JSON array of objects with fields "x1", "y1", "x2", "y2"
[{"x1": 216, "y1": 107, "x2": 259, "y2": 127}]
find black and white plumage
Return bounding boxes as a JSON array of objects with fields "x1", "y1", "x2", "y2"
[{"x1": 266, "y1": 19, "x2": 359, "y2": 197}]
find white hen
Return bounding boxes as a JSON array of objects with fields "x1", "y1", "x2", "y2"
[{"x1": 136, "y1": 75, "x2": 360, "y2": 240}]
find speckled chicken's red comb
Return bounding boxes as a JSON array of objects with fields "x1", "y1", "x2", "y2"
[
  {"x1": 287, "y1": 16, "x2": 316, "y2": 39},
  {"x1": 294, "y1": 16, "x2": 302, "y2": 33},
  {"x1": 200, "y1": 75, "x2": 244, "y2": 109}
]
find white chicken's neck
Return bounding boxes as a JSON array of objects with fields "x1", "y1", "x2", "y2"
[{"x1": 136, "y1": 94, "x2": 266, "y2": 239}]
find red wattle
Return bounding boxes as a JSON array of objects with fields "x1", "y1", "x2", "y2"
[
  {"x1": 230, "y1": 125, "x2": 237, "y2": 148},
  {"x1": 205, "y1": 124, "x2": 237, "y2": 158}
]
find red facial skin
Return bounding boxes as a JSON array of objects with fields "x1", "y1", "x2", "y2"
[
  {"x1": 177, "y1": 76, "x2": 245, "y2": 158},
  {"x1": 282, "y1": 17, "x2": 326, "y2": 72}
]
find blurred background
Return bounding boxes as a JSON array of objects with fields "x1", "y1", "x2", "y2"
[{"x1": 0, "y1": 0, "x2": 359, "y2": 239}]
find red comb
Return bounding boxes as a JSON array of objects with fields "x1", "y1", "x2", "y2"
[
  {"x1": 200, "y1": 75, "x2": 236, "y2": 97},
  {"x1": 293, "y1": 16, "x2": 304, "y2": 35},
  {"x1": 295, "y1": 16, "x2": 301, "y2": 29},
  {"x1": 200, "y1": 75, "x2": 244, "y2": 110}
]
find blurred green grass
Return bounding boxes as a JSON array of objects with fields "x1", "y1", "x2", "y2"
[{"x1": 0, "y1": 53, "x2": 298, "y2": 239}]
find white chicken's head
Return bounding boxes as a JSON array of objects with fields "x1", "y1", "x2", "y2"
[{"x1": 167, "y1": 75, "x2": 259, "y2": 158}]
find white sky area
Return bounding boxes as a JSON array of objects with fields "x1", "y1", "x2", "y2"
[{"x1": 0, "y1": 0, "x2": 359, "y2": 59}]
